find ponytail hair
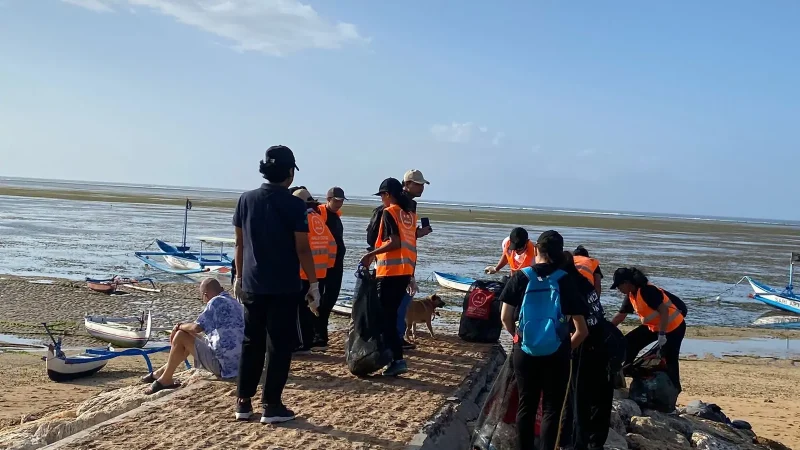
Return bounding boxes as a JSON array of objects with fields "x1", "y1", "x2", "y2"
[
  {"x1": 630, "y1": 267, "x2": 649, "y2": 288},
  {"x1": 562, "y1": 251, "x2": 576, "y2": 271},
  {"x1": 394, "y1": 192, "x2": 413, "y2": 213}
]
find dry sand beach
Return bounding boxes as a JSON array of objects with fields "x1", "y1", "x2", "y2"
[{"x1": 0, "y1": 277, "x2": 798, "y2": 448}]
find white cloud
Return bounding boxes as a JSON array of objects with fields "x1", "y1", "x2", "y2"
[
  {"x1": 62, "y1": 0, "x2": 114, "y2": 12},
  {"x1": 491, "y1": 131, "x2": 505, "y2": 147},
  {"x1": 479, "y1": 126, "x2": 488, "y2": 133},
  {"x1": 60, "y1": 0, "x2": 368, "y2": 56},
  {"x1": 430, "y1": 122, "x2": 474, "y2": 143}
]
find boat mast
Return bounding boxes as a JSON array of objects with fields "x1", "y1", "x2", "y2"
[
  {"x1": 789, "y1": 252, "x2": 798, "y2": 295},
  {"x1": 181, "y1": 198, "x2": 191, "y2": 251}
]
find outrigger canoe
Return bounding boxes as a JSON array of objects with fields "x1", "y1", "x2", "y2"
[
  {"x1": 84, "y1": 311, "x2": 153, "y2": 348},
  {"x1": 746, "y1": 252, "x2": 800, "y2": 316},
  {"x1": 433, "y1": 271, "x2": 476, "y2": 293}
]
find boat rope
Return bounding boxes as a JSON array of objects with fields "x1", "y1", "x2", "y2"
[{"x1": 699, "y1": 276, "x2": 749, "y2": 303}]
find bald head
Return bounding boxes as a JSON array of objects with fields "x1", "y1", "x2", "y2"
[{"x1": 200, "y1": 278, "x2": 224, "y2": 302}]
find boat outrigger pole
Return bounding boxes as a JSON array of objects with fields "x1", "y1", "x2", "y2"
[
  {"x1": 787, "y1": 252, "x2": 799, "y2": 296},
  {"x1": 179, "y1": 198, "x2": 192, "y2": 252}
]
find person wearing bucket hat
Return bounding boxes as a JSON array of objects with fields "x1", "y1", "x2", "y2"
[
  {"x1": 497, "y1": 230, "x2": 589, "y2": 450},
  {"x1": 485, "y1": 227, "x2": 537, "y2": 275},
  {"x1": 360, "y1": 178, "x2": 417, "y2": 377},
  {"x1": 610, "y1": 267, "x2": 688, "y2": 394}
]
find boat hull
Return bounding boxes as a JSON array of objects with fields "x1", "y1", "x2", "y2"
[
  {"x1": 84, "y1": 314, "x2": 151, "y2": 348},
  {"x1": 87, "y1": 281, "x2": 116, "y2": 294},
  {"x1": 332, "y1": 295, "x2": 353, "y2": 317},
  {"x1": 747, "y1": 277, "x2": 800, "y2": 315},
  {"x1": 45, "y1": 351, "x2": 108, "y2": 382},
  {"x1": 433, "y1": 271, "x2": 475, "y2": 293}
]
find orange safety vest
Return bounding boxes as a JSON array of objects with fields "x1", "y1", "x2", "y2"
[
  {"x1": 316, "y1": 205, "x2": 339, "y2": 268},
  {"x1": 316, "y1": 204, "x2": 342, "y2": 223},
  {"x1": 629, "y1": 284, "x2": 684, "y2": 333},
  {"x1": 503, "y1": 239, "x2": 536, "y2": 273},
  {"x1": 300, "y1": 210, "x2": 337, "y2": 280},
  {"x1": 374, "y1": 204, "x2": 417, "y2": 277},
  {"x1": 573, "y1": 255, "x2": 600, "y2": 286}
]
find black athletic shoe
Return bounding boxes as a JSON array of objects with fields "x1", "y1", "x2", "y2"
[
  {"x1": 235, "y1": 398, "x2": 253, "y2": 421},
  {"x1": 402, "y1": 339, "x2": 416, "y2": 350},
  {"x1": 261, "y1": 404, "x2": 296, "y2": 424}
]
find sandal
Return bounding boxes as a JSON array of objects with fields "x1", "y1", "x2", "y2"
[
  {"x1": 145, "y1": 379, "x2": 181, "y2": 395},
  {"x1": 141, "y1": 372, "x2": 156, "y2": 384}
]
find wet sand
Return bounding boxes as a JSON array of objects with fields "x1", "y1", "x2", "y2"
[{"x1": 2, "y1": 185, "x2": 799, "y2": 234}]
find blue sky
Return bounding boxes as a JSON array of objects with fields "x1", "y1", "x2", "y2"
[{"x1": 1, "y1": 1, "x2": 798, "y2": 220}]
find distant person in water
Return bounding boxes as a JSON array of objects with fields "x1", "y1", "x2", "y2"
[{"x1": 143, "y1": 278, "x2": 244, "y2": 394}]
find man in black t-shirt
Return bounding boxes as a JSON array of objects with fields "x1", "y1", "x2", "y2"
[
  {"x1": 232, "y1": 145, "x2": 320, "y2": 425},
  {"x1": 498, "y1": 230, "x2": 589, "y2": 450}
]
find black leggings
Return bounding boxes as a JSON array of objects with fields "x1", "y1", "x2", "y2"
[
  {"x1": 376, "y1": 275, "x2": 411, "y2": 362},
  {"x1": 624, "y1": 321, "x2": 686, "y2": 391},
  {"x1": 513, "y1": 346, "x2": 571, "y2": 450}
]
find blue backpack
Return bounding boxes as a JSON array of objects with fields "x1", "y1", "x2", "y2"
[{"x1": 518, "y1": 267, "x2": 568, "y2": 356}]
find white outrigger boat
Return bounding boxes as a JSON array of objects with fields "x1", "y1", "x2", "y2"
[
  {"x1": 433, "y1": 271, "x2": 476, "y2": 293},
  {"x1": 84, "y1": 310, "x2": 154, "y2": 348},
  {"x1": 134, "y1": 199, "x2": 234, "y2": 277},
  {"x1": 746, "y1": 253, "x2": 800, "y2": 316}
]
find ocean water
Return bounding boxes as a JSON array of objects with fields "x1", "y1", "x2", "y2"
[{"x1": 1, "y1": 179, "x2": 800, "y2": 328}]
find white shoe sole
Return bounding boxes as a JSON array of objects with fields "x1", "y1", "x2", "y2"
[
  {"x1": 235, "y1": 412, "x2": 253, "y2": 420},
  {"x1": 260, "y1": 415, "x2": 296, "y2": 424}
]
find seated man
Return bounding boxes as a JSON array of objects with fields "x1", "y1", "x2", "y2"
[{"x1": 144, "y1": 278, "x2": 245, "y2": 394}]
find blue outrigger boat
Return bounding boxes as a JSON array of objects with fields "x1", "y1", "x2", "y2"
[
  {"x1": 41, "y1": 323, "x2": 190, "y2": 382},
  {"x1": 746, "y1": 253, "x2": 800, "y2": 316},
  {"x1": 134, "y1": 199, "x2": 233, "y2": 276}
]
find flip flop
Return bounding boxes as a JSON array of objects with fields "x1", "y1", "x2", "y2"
[
  {"x1": 145, "y1": 379, "x2": 181, "y2": 395},
  {"x1": 141, "y1": 372, "x2": 156, "y2": 384}
]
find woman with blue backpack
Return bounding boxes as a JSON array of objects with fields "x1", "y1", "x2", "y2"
[{"x1": 499, "y1": 230, "x2": 589, "y2": 450}]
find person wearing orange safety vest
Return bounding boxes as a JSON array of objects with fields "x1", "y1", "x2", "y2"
[
  {"x1": 572, "y1": 245, "x2": 604, "y2": 297},
  {"x1": 484, "y1": 227, "x2": 537, "y2": 275},
  {"x1": 359, "y1": 177, "x2": 417, "y2": 377},
  {"x1": 312, "y1": 187, "x2": 347, "y2": 350},
  {"x1": 610, "y1": 267, "x2": 688, "y2": 393},
  {"x1": 291, "y1": 188, "x2": 337, "y2": 354}
]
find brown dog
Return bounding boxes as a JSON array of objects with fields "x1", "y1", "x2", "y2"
[{"x1": 404, "y1": 294, "x2": 446, "y2": 341}]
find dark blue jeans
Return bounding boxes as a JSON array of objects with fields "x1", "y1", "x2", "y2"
[{"x1": 397, "y1": 293, "x2": 412, "y2": 338}]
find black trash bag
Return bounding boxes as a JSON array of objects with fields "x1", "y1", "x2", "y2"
[
  {"x1": 459, "y1": 279, "x2": 506, "y2": 343},
  {"x1": 627, "y1": 345, "x2": 678, "y2": 413},
  {"x1": 345, "y1": 266, "x2": 392, "y2": 376},
  {"x1": 629, "y1": 371, "x2": 679, "y2": 413},
  {"x1": 684, "y1": 400, "x2": 732, "y2": 424},
  {"x1": 472, "y1": 354, "x2": 543, "y2": 450},
  {"x1": 602, "y1": 320, "x2": 626, "y2": 374}
]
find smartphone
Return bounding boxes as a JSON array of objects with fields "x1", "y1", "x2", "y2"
[{"x1": 421, "y1": 217, "x2": 430, "y2": 228}]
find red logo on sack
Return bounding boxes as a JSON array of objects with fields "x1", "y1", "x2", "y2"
[{"x1": 465, "y1": 289, "x2": 493, "y2": 320}]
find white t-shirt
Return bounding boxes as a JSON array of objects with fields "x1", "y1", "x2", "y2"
[{"x1": 502, "y1": 237, "x2": 529, "y2": 267}]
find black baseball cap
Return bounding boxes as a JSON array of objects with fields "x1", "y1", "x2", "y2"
[
  {"x1": 374, "y1": 177, "x2": 403, "y2": 196},
  {"x1": 536, "y1": 230, "x2": 564, "y2": 255},
  {"x1": 610, "y1": 267, "x2": 633, "y2": 290},
  {"x1": 327, "y1": 186, "x2": 347, "y2": 200},
  {"x1": 509, "y1": 227, "x2": 529, "y2": 250},
  {"x1": 265, "y1": 145, "x2": 299, "y2": 171}
]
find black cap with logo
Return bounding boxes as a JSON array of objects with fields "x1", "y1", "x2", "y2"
[
  {"x1": 327, "y1": 187, "x2": 348, "y2": 200},
  {"x1": 264, "y1": 145, "x2": 299, "y2": 171}
]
